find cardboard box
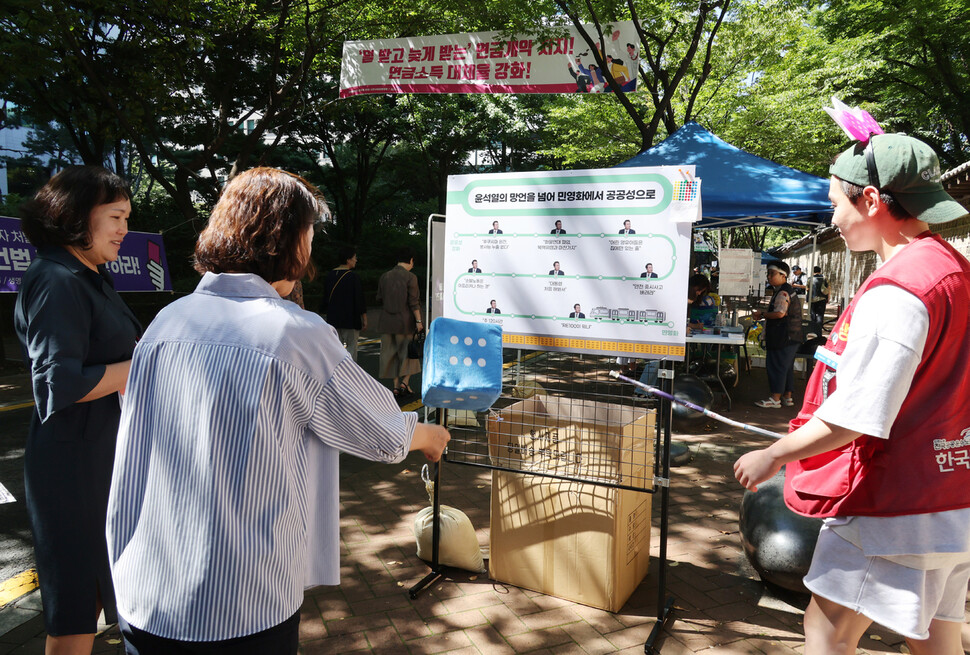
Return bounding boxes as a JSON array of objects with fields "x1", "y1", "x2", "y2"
[{"x1": 487, "y1": 396, "x2": 655, "y2": 612}]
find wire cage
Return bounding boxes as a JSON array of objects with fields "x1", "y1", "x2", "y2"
[{"x1": 440, "y1": 349, "x2": 661, "y2": 495}]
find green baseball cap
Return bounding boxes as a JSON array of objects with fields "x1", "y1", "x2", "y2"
[{"x1": 830, "y1": 133, "x2": 968, "y2": 224}]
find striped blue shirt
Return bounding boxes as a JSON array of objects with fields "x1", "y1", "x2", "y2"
[{"x1": 106, "y1": 273, "x2": 417, "y2": 641}]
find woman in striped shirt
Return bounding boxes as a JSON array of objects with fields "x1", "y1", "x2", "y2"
[{"x1": 106, "y1": 168, "x2": 449, "y2": 654}]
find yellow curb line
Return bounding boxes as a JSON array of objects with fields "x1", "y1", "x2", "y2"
[
  {"x1": 0, "y1": 401, "x2": 33, "y2": 412},
  {"x1": 0, "y1": 569, "x2": 38, "y2": 607}
]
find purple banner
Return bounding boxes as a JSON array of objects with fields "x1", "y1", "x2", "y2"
[{"x1": 0, "y1": 216, "x2": 173, "y2": 293}]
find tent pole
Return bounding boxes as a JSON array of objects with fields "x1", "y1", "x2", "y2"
[{"x1": 809, "y1": 230, "x2": 818, "y2": 278}]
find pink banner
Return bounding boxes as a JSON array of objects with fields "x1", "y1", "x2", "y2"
[{"x1": 340, "y1": 23, "x2": 640, "y2": 98}]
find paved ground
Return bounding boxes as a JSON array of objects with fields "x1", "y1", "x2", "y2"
[{"x1": 1, "y1": 339, "x2": 967, "y2": 653}]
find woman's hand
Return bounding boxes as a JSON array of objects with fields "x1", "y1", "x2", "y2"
[
  {"x1": 410, "y1": 423, "x2": 451, "y2": 462},
  {"x1": 79, "y1": 360, "x2": 132, "y2": 402}
]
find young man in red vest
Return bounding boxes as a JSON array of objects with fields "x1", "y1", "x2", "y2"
[{"x1": 734, "y1": 133, "x2": 970, "y2": 655}]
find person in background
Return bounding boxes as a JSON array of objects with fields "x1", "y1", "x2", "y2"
[
  {"x1": 751, "y1": 260, "x2": 802, "y2": 408},
  {"x1": 15, "y1": 167, "x2": 142, "y2": 654},
  {"x1": 791, "y1": 264, "x2": 807, "y2": 296},
  {"x1": 687, "y1": 273, "x2": 717, "y2": 330},
  {"x1": 735, "y1": 132, "x2": 970, "y2": 655},
  {"x1": 808, "y1": 265, "x2": 830, "y2": 336},
  {"x1": 106, "y1": 168, "x2": 449, "y2": 654},
  {"x1": 377, "y1": 246, "x2": 423, "y2": 398},
  {"x1": 790, "y1": 264, "x2": 807, "y2": 319},
  {"x1": 637, "y1": 273, "x2": 715, "y2": 395},
  {"x1": 319, "y1": 245, "x2": 367, "y2": 362}
]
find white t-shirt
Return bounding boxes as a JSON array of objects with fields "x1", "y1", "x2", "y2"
[
  {"x1": 815, "y1": 284, "x2": 970, "y2": 567},
  {"x1": 814, "y1": 285, "x2": 927, "y2": 438}
]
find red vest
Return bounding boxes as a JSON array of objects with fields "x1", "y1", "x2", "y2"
[{"x1": 784, "y1": 232, "x2": 970, "y2": 518}]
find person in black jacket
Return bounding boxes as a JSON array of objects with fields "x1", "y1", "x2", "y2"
[
  {"x1": 15, "y1": 166, "x2": 143, "y2": 652},
  {"x1": 808, "y1": 265, "x2": 829, "y2": 335},
  {"x1": 751, "y1": 260, "x2": 802, "y2": 408},
  {"x1": 319, "y1": 246, "x2": 367, "y2": 361}
]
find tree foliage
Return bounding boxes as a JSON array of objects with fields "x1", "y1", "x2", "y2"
[
  {"x1": 1, "y1": 0, "x2": 348, "y2": 218},
  {"x1": 540, "y1": 0, "x2": 814, "y2": 167},
  {"x1": 689, "y1": 2, "x2": 851, "y2": 176},
  {"x1": 3, "y1": 0, "x2": 968, "y2": 249},
  {"x1": 812, "y1": 0, "x2": 970, "y2": 166},
  {"x1": 549, "y1": 0, "x2": 732, "y2": 154}
]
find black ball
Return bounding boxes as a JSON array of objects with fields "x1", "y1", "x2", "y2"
[
  {"x1": 739, "y1": 468, "x2": 823, "y2": 593},
  {"x1": 671, "y1": 373, "x2": 714, "y2": 425}
]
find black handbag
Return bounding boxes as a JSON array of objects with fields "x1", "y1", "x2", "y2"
[{"x1": 407, "y1": 331, "x2": 425, "y2": 360}]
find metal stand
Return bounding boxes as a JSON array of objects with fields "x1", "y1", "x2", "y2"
[
  {"x1": 645, "y1": 361, "x2": 675, "y2": 653},
  {"x1": 407, "y1": 408, "x2": 447, "y2": 599},
  {"x1": 408, "y1": 359, "x2": 678, "y2": 654}
]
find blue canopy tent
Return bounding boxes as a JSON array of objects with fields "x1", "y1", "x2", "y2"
[{"x1": 616, "y1": 122, "x2": 833, "y2": 230}]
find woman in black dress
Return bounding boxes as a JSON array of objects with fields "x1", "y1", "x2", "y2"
[{"x1": 14, "y1": 166, "x2": 142, "y2": 654}]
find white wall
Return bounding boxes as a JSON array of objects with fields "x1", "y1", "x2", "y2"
[{"x1": 784, "y1": 214, "x2": 970, "y2": 306}]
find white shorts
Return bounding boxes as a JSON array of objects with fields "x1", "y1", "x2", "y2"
[{"x1": 804, "y1": 525, "x2": 970, "y2": 640}]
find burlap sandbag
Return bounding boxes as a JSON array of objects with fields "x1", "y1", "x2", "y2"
[{"x1": 413, "y1": 465, "x2": 485, "y2": 573}]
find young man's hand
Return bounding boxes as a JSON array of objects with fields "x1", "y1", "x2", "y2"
[{"x1": 734, "y1": 449, "x2": 782, "y2": 492}]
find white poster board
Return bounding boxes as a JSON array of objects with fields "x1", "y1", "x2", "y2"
[
  {"x1": 756, "y1": 258, "x2": 768, "y2": 297},
  {"x1": 444, "y1": 167, "x2": 698, "y2": 360},
  {"x1": 717, "y1": 248, "x2": 755, "y2": 297}
]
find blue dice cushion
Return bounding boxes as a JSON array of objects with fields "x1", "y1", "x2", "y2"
[{"x1": 421, "y1": 318, "x2": 502, "y2": 411}]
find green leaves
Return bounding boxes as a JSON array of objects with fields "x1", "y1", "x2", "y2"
[
  {"x1": 3, "y1": 0, "x2": 965, "y2": 237},
  {"x1": 813, "y1": 0, "x2": 970, "y2": 165}
]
